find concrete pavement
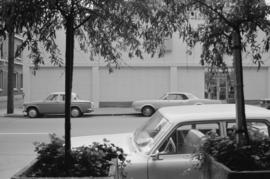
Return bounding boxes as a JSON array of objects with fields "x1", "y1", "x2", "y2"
[{"x1": 0, "y1": 107, "x2": 140, "y2": 118}]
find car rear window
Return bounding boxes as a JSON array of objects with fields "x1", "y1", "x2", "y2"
[
  {"x1": 179, "y1": 123, "x2": 220, "y2": 136},
  {"x1": 226, "y1": 121, "x2": 269, "y2": 139}
]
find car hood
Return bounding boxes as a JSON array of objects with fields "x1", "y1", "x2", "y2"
[
  {"x1": 23, "y1": 101, "x2": 43, "y2": 105},
  {"x1": 71, "y1": 133, "x2": 135, "y2": 154},
  {"x1": 74, "y1": 99, "x2": 91, "y2": 103}
]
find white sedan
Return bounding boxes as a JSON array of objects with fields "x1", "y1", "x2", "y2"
[
  {"x1": 132, "y1": 92, "x2": 222, "y2": 116},
  {"x1": 72, "y1": 104, "x2": 270, "y2": 179}
]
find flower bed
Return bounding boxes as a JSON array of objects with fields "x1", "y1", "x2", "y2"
[
  {"x1": 11, "y1": 158, "x2": 119, "y2": 179},
  {"x1": 11, "y1": 134, "x2": 125, "y2": 179},
  {"x1": 197, "y1": 130, "x2": 270, "y2": 179}
]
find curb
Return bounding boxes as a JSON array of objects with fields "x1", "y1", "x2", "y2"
[
  {"x1": 0, "y1": 107, "x2": 141, "y2": 118},
  {"x1": 3, "y1": 113, "x2": 25, "y2": 117},
  {"x1": 0, "y1": 111, "x2": 141, "y2": 118}
]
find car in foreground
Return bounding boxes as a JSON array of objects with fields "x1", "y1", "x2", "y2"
[
  {"x1": 23, "y1": 92, "x2": 94, "y2": 118},
  {"x1": 132, "y1": 92, "x2": 222, "y2": 116},
  {"x1": 71, "y1": 104, "x2": 270, "y2": 179},
  {"x1": 260, "y1": 98, "x2": 270, "y2": 109}
]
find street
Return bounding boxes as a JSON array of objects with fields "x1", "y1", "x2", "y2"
[{"x1": 0, "y1": 115, "x2": 148, "y2": 179}]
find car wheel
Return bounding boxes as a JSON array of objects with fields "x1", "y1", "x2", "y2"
[
  {"x1": 27, "y1": 108, "x2": 39, "y2": 118},
  {"x1": 71, "y1": 107, "x2": 81, "y2": 117},
  {"x1": 142, "y1": 106, "x2": 155, "y2": 117}
]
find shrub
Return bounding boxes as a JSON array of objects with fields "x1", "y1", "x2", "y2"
[
  {"x1": 196, "y1": 130, "x2": 270, "y2": 171},
  {"x1": 27, "y1": 134, "x2": 126, "y2": 177}
]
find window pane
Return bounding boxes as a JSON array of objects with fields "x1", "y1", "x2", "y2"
[
  {"x1": 159, "y1": 123, "x2": 220, "y2": 154},
  {"x1": 20, "y1": 74, "x2": 23, "y2": 88},
  {"x1": 0, "y1": 70, "x2": 3, "y2": 89},
  {"x1": 167, "y1": 94, "x2": 176, "y2": 100},
  {"x1": 13, "y1": 73, "x2": 17, "y2": 89},
  {"x1": 226, "y1": 122, "x2": 269, "y2": 139},
  {"x1": 134, "y1": 112, "x2": 171, "y2": 154}
]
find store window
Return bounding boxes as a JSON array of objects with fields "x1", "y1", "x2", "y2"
[
  {"x1": 205, "y1": 68, "x2": 235, "y2": 102},
  {"x1": 13, "y1": 72, "x2": 18, "y2": 90},
  {"x1": 20, "y1": 73, "x2": 23, "y2": 89},
  {"x1": 0, "y1": 42, "x2": 3, "y2": 59},
  {"x1": 16, "y1": 44, "x2": 22, "y2": 58},
  {"x1": 0, "y1": 70, "x2": 3, "y2": 91}
]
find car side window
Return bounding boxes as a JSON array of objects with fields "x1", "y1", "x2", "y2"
[
  {"x1": 176, "y1": 94, "x2": 188, "y2": 100},
  {"x1": 46, "y1": 94, "x2": 58, "y2": 101},
  {"x1": 226, "y1": 121, "x2": 269, "y2": 139},
  {"x1": 60, "y1": 94, "x2": 65, "y2": 101},
  {"x1": 166, "y1": 94, "x2": 177, "y2": 100},
  {"x1": 158, "y1": 123, "x2": 220, "y2": 155}
]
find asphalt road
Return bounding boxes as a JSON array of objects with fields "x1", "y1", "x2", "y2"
[{"x1": 0, "y1": 115, "x2": 148, "y2": 179}]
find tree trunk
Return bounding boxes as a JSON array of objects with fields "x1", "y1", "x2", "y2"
[
  {"x1": 7, "y1": 31, "x2": 14, "y2": 114},
  {"x1": 64, "y1": 14, "x2": 74, "y2": 173},
  {"x1": 232, "y1": 29, "x2": 249, "y2": 146}
]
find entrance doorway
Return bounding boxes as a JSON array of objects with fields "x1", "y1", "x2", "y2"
[{"x1": 205, "y1": 69, "x2": 235, "y2": 103}]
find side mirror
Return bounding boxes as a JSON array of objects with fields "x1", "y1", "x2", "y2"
[{"x1": 150, "y1": 151, "x2": 163, "y2": 161}]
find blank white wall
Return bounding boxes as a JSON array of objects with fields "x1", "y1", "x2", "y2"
[
  {"x1": 99, "y1": 67, "x2": 170, "y2": 101},
  {"x1": 243, "y1": 67, "x2": 267, "y2": 100},
  {"x1": 30, "y1": 67, "x2": 65, "y2": 100},
  {"x1": 178, "y1": 67, "x2": 205, "y2": 98}
]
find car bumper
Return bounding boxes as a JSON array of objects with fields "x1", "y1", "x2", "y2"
[
  {"x1": 86, "y1": 108, "x2": 94, "y2": 113},
  {"x1": 132, "y1": 104, "x2": 141, "y2": 112}
]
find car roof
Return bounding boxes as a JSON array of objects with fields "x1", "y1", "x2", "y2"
[
  {"x1": 167, "y1": 92, "x2": 193, "y2": 95},
  {"x1": 158, "y1": 104, "x2": 270, "y2": 123},
  {"x1": 51, "y1": 92, "x2": 77, "y2": 95}
]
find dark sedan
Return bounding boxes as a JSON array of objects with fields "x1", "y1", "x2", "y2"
[{"x1": 23, "y1": 92, "x2": 94, "y2": 118}]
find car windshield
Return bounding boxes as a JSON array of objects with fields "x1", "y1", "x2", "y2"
[
  {"x1": 45, "y1": 94, "x2": 58, "y2": 101},
  {"x1": 159, "y1": 94, "x2": 167, "y2": 99},
  {"x1": 133, "y1": 112, "x2": 171, "y2": 153},
  {"x1": 72, "y1": 94, "x2": 79, "y2": 100}
]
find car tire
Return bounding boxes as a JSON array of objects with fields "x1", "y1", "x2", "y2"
[
  {"x1": 27, "y1": 108, "x2": 39, "y2": 118},
  {"x1": 142, "y1": 106, "x2": 155, "y2": 117},
  {"x1": 71, "y1": 107, "x2": 81, "y2": 117}
]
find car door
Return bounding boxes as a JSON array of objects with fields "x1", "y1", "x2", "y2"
[
  {"x1": 147, "y1": 130, "x2": 201, "y2": 179},
  {"x1": 147, "y1": 122, "x2": 221, "y2": 179},
  {"x1": 160, "y1": 94, "x2": 182, "y2": 108},
  {"x1": 156, "y1": 94, "x2": 174, "y2": 108},
  {"x1": 56, "y1": 94, "x2": 65, "y2": 114},
  {"x1": 174, "y1": 94, "x2": 190, "y2": 106},
  {"x1": 147, "y1": 153, "x2": 199, "y2": 179},
  {"x1": 39, "y1": 94, "x2": 60, "y2": 114}
]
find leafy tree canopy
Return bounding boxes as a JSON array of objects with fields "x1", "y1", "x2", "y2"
[
  {"x1": 0, "y1": 0, "x2": 154, "y2": 69},
  {"x1": 147, "y1": 0, "x2": 270, "y2": 70}
]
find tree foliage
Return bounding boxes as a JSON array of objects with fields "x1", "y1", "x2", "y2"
[
  {"x1": 147, "y1": 0, "x2": 270, "y2": 69},
  {"x1": 1, "y1": 0, "x2": 154, "y2": 173},
  {"x1": 1, "y1": 0, "x2": 153, "y2": 68},
  {"x1": 146, "y1": 0, "x2": 270, "y2": 146}
]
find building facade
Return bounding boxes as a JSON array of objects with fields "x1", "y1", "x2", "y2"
[
  {"x1": 23, "y1": 30, "x2": 270, "y2": 108},
  {"x1": 0, "y1": 35, "x2": 24, "y2": 108}
]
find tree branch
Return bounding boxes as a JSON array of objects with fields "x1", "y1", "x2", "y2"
[
  {"x1": 74, "y1": 8, "x2": 105, "y2": 30},
  {"x1": 193, "y1": 0, "x2": 235, "y2": 28}
]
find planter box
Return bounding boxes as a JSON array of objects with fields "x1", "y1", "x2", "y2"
[
  {"x1": 202, "y1": 156, "x2": 270, "y2": 179},
  {"x1": 11, "y1": 159, "x2": 121, "y2": 179}
]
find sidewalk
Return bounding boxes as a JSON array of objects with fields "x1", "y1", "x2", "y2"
[{"x1": 0, "y1": 107, "x2": 140, "y2": 117}]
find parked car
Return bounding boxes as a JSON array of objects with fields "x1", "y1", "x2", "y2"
[
  {"x1": 72, "y1": 104, "x2": 270, "y2": 179},
  {"x1": 23, "y1": 92, "x2": 94, "y2": 118},
  {"x1": 260, "y1": 98, "x2": 270, "y2": 109},
  {"x1": 132, "y1": 92, "x2": 222, "y2": 116}
]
